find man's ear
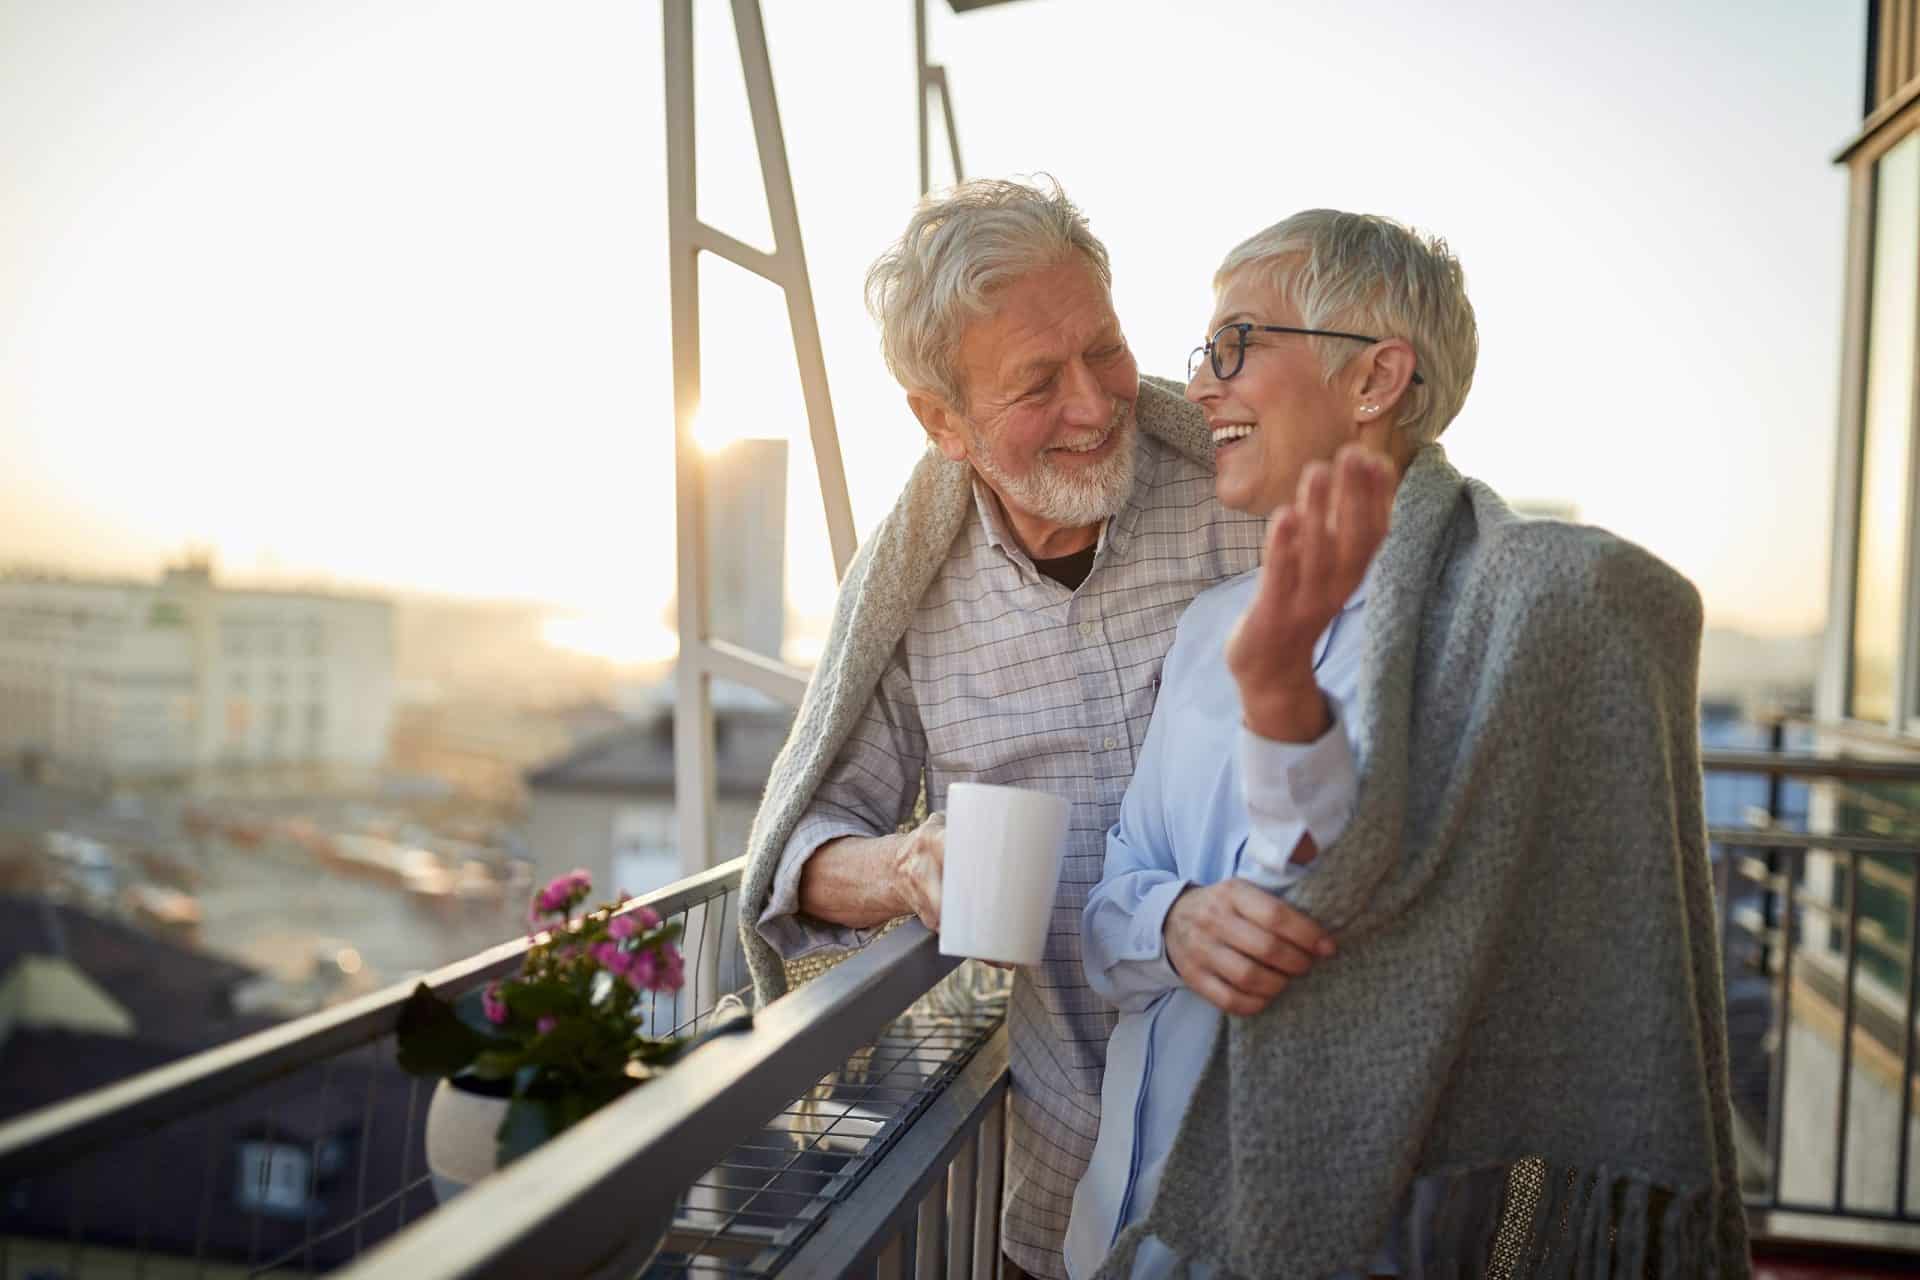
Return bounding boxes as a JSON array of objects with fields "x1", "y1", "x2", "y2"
[{"x1": 909, "y1": 391, "x2": 970, "y2": 463}]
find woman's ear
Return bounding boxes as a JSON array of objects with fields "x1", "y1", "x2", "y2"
[
  {"x1": 1352, "y1": 339, "x2": 1419, "y2": 423},
  {"x1": 909, "y1": 391, "x2": 970, "y2": 462}
]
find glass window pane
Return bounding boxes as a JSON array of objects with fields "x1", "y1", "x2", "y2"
[{"x1": 1851, "y1": 133, "x2": 1920, "y2": 723}]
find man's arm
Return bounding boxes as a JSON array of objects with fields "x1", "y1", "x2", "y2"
[
  {"x1": 757, "y1": 652, "x2": 932, "y2": 956},
  {"x1": 798, "y1": 812, "x2": 944, "y2": 932}
]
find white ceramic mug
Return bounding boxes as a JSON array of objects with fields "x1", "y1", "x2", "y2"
[{"x1": 938, "y1": 782, "x2": 1072, "y2": 967}]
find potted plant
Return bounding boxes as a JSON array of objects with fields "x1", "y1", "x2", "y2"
[{"x1": 396, "y1": 869, "x2": 692, "y2": 1197}]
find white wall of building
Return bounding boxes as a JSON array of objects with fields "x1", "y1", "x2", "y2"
[{"x1": 0, "y1": 569, "x2": 393, "y2": 779}]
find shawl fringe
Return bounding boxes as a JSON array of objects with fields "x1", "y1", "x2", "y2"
[{"x1": 1096, "y1": 1160, "x2": 1728, "y2": 1280}]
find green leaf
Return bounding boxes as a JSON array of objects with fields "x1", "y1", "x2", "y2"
[
  {"x1": 470, "y1": 1048, "x2": 527, "y2": 1080},
  {"x1": 515, "y1": 1018, "x2": 601, "y2": 1070},
  {"x1": 450, "y1": 987, "x2": 508, "y2": 1038},
  {"x1": 501, "y1": 982, "x2": 578, "y2": 1020},
  {"x1": 495, "y1": 1095, "x2": 562, "y2": 1167},
  {"x1": 395, "y1": 983, "x2": 507, "y2": 1078}
]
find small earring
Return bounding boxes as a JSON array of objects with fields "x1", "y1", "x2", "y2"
[{"x1": 1363, "y1": 404, "x2": 1379, "y2": 415}]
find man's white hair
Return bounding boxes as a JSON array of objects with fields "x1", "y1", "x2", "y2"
[
  {"x1": 1215, "y1": 210, "x2": 1478, "y2": 445},
  {"x1": 866, "y1": 176, "x2": 1113, "y2": 410}
]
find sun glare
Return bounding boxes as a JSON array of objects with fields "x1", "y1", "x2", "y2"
[
  {"x1": 542, "y1": 610, "x2": 681, "y2": 666},
  {"x1": 691, "y1": 410, "x2": 786, "y2": 456}
]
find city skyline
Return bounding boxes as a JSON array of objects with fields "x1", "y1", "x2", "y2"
[{"x1": 0, "y1": 1, "x2": 1864, "y2": 650}]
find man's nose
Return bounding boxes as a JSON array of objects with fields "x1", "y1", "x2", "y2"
[{"x1": 1059, "y1": 359, "x2": 1111, "y2": 424}]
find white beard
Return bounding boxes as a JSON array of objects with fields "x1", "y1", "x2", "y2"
[{"x1": 968, "y1": 402, "x2": 1137, "y2": 529}]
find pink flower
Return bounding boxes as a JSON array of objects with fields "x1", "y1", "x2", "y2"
[
  {"x1": 482, "y1": 981, "x2": 508, "y2": 1025},
  {"x1": 592, "y1": 941, "x2": 633, "y2": 976},
  {"x1": 636, "y1": 907, "x2": 662, "y2": 929},
  {"x1": 625, "y1": 949, "x2": 657, "y2": 990},
  {"x1": 658, "y1": 946, "x2": 685, "y2": 993},
  {"x1": 607, "y1": 915, "x2": 637, "y2": 941},
  {"x1": 535, "y1": 869, "x2": 593, "y2": 916},
  {"x1": 536, "y1": 1015, "x2": 557, "y2": 1036}
]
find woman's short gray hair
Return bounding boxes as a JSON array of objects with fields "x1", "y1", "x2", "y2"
[
  {"x1": 866, "y1": 177, "x2": 1112, "y2": 409},
  {"x1": 1216, "y1": 210, "x2": 1478, "y2": 444}
]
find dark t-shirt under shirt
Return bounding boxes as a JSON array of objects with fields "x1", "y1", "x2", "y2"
[{"x1": 1032, "y1": 544, "x2": 1097, "y2": 591}]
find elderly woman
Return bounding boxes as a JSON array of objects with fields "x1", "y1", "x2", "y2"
[{"x1": 1068, "y1": 211, "x2": 1750, "y2": 1279}]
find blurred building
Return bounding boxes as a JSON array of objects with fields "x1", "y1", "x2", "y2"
[
  {"x1": 0, "y1": 561, "x2": 393, "y2": 780},
  {"x1": 693, "y1": 436, "x2": 789, "y2": 662},
  {"x1": 1780, "y1": 0, "x2": 1920, "y2": 1221},
  {"x1": 523, "y1": 693, "x2": 793, "y2": 899}
]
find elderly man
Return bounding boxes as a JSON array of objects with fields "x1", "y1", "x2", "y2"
[{"x1": 738, "y1": 179, "x2": 1329, "y2": 1278}]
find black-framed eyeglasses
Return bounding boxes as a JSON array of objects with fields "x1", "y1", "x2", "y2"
[{"x1": 1187, "y1": 322, "x2": 1425, "y2": 385}]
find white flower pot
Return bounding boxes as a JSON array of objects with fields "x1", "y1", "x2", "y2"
[{"x1": 424, "y1": 1078, "x2": 511, "y2": 1201}]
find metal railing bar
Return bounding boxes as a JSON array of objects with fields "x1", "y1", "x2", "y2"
[
  {"x1": 0, "y1": 861, "x2": 746, "y2": 1179},
  {"x1": 1899, "y1": 861, "x2": 1920, "y2": 1216},
  {"x1": 1766, "y1": 853, "x2": 1798, "y2": 1207},
  {"x1": 1710, "y1": 827, "x2": 1918, "y2": 857},
  {"x1": 688, "y1": 221, "x2": 785, "y2": 285},
  {"x1": 778, "y1": 1024, "x2": 1010, "y2": 1277},
  {"x1": 246, "y1": 1089, "x2": 278, "y2": 1272},
  {"x1": 948, "y1": 1129, "x2": 977, "y2": 1279},
  {"x1": 393, "y1": 1068, "x2": 424, "y2": 1235},
  {"x1": 352, "y1": 1037, "x2": 380, "y2": 1259},
  {"x1": 974, "y1": 1091, "x2": 1004, "y2": 1279},
  {"x1": 1701, "y1": 751, "x2": 1920, "y2": 783},
  {"x1": 915, "y1": 1172, "x2": 946, "y2": 1277},
  {"x1": 876, "y1": 1231, "x2": 906, "y2": 1280},
  {"x1": 700, "y1": 638, "x2": 811, "y2": 709},
  {"x1": 135, "y1": 1121, "x2": 157, "y2": 1280},
  {"x1": 1736, "y1": 906, "x2": 1912, "y2": 966},
  {"x1": 1763, "y1": 1199, "x2": 1920, "y2": 1222},
  {"x1": 669, "y1": 983, "x2": 755, "y2": 1038},
  {"x1": 333, "y1": 920, "x2": 959, "y2": 1278},
  {"x1": 194, "y1": 1113, "x2": 218, "y2": 1280},
  {"x1": 695, "y1": 1164, "x2": 843, "y2": 1184},
  {"x1": 1836, "y1": 851, "x2": 1863, "y2": 1211},
  {"x1": 65, "y1": 1152, "x2": 85, "y2": 1280},
  {"x1": 692, "y1": 1018, "x2": 954, "y2": 1250},
  {"x1": 304, "y1": 1057, "x2": 337, "y2": 1274},
  {"x1": 253, "y1": 1170, "x2": 442, "y2": 1274}
]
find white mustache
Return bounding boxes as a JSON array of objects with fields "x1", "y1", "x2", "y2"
[{"x1": 1050, "y1": 404, "x2": 1132, "y2": 454}]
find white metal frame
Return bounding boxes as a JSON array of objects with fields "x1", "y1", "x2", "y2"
[
  {"x1": 665, "y1": 0, "x2": 858, "y2": 873},
  {"x1": 916, "y1": 0, "x2": 967, "y2": 194}
]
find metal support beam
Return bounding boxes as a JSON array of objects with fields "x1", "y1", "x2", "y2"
[
  {"x1": 665, "y1": 0, "x2": 857, "y2": 873},
  {"x1": 916, "y1": 0, "x2": 967, "y2": 194}
]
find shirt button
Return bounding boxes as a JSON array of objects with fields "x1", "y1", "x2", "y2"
[
  {"x1": 1103, "y1": 736, "x2": 1117, "y2": 751},
  {"x1": 1078, "y1": 621, "x2": 1096, "y2": 638}
]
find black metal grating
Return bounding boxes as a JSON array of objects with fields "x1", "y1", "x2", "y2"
[{"x1": 646, "y1": 993, "x2": 1008, "y2": 1276}]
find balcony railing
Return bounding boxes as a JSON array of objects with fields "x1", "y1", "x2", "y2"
[{"x1": 5, "y1": 746, "x2": 1920, "y2": 1276}]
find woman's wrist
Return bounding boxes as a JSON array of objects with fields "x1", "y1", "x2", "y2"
[{"x1": 1238, "y1": 675, "x2": 1331, "y2": 744}]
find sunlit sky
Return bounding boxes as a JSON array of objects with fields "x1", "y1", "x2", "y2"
[{"x1": 0, "y1": 0, "x2": 1864, "y2": 664}]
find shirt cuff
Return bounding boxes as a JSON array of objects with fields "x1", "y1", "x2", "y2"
[
  {"x1": 1237, "y1": 701, "x2": 1358, "y2": 888},
  {"x1": 755, "y1": 820, "x2": 886, "y2": 960},
  {"x1": 1111, "y1": 875, "x2": 1188, "y2": 988}
]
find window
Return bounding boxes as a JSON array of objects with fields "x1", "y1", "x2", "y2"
[
  {"x1": 1849, "y1": 133, "x2": 1920, "y2": 723},
  {"x1": 233, "y1": 1140, "x2": 313, "y2": 1217}
]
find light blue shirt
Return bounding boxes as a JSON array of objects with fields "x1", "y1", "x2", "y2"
[{"x1": 1065, "y1": 566, "x2": 1378, "y2": 1280}]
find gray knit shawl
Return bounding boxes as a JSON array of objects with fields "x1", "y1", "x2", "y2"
[
  {"x1": 1095, "y1": 447, "x2": 1751, "y2": 1279},
  {"x1": 737, "y1": 377, "x2": 1215, "y2": 1003}
]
